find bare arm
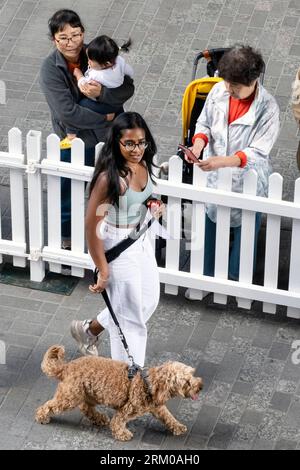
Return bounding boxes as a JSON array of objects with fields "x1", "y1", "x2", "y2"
[{"x1": 85, "y1": 174, "x2": 111, "y2": 293}]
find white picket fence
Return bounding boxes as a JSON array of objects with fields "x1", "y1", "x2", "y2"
[{"x1": 1, "y1": 128, "x2": 300, "y2": 318}]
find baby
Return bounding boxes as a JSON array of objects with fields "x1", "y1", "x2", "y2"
[{"x1": 61, "y1": 35, "x2": 134, "y2": 148}]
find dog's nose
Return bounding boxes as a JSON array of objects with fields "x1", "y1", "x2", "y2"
[{"x1": 198, "y1": 378, "x2": 203, "y2": 390}]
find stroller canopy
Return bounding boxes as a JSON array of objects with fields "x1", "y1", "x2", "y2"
[{"x1": 182, "y1": 76, "x2": 223, "y2": 143}]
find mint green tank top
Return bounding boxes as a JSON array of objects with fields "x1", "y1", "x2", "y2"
[{"x1": 106, "y1": 173, "x2": 153, "y2": 226}]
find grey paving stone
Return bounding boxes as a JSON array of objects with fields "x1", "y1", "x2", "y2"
[
  {"x1": 0, "y1": 388, "x2": 30, "y2": 419},
  {"x1": 268, "y1": 342, "x2": 292, "y2": 361},
  {"x1": 195, "y1": 361, "x2": 219, "y2": 392},
  {"x1": 6, "y1": 345, "x2": 32, "y2": 360},
  {"x1": 0, "y1": 295, "x2": 43, "y2": 311},
  {"x1": 231, "y1": 381, "x2": 254, "y2": 396},
  {"x1": 187, "y1": 321, "x2": 217, "y2": 350},
  {"x1": 15, "y1": 2, "x2": 36, "y2": 20},
  {"x1": 241, "y1": 409, "x2": 264, "y2": 426},
  {"x1": 257, "y1": 409, "x2": 286, "y2": 441},
  {"x1": 207, "y1": 422, "x2": 236, "y2": 449},
  {"x1": 0, "y1": 433, "x2": 25, "y2": 450},
  {"x1": 252, "y1": 438, "x2": 274, "y2": 450},
  {"x1": 204, "y1": 381, "x2": 232, "y2": 407},
  {"x1": 275, "y1": 438, "x2": 297, "y2": 450},
  {"x1": 215, "y1": 352, "x2": 244, "y2": 384},
  {"x1": 9, "y1": 320, "x2": 46, "y2": 337},
  {"x1": 219, "y1": 393, "x2": 249, "y2": 425},
  {"x1": 164, "y1": 324, "x2": 195, "y2": 353},
  {"x1": 185, "y1": 433, "x2": 208, "y2": 450},
  {"x1": 191, "y1": 404, "x2": 220, "y2": 437},
  {"x1": 203, "y1": 340, "x2": 228, "y2": 364},
  {"x1": 4, "y1": 331, "x2": 40, "y2": 349},
  {"x1": 252, "y1": 323, "x2": 279, "y2": 349},
  {"x1": 270, "y1": 391, "x2": 292, "y2": 412}
]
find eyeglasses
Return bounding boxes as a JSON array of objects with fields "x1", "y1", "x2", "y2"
[
  {"x1": 119, "y1": 141, "x2": 149, "y2": 152},
  {"x1": 55, "y1": 32, "x2": 83, "y2": 46}
]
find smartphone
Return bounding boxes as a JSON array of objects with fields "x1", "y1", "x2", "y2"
[{"x1": 178, "y1": 144, "x2": 200, "y2": 164}]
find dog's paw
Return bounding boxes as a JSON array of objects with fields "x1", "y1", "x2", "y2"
[
  {"x1": 172, "y1": 423, "x2": 187, "y2": 436},
  {"x1": 114, "y1": 429, "x2": 133, "y2": 441},
  {"x1": 35, "y1": 408, "x2": 51, "y2": 425}
]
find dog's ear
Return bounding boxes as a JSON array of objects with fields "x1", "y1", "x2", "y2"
[
  {"x1": 151, "y1": 363, "x2": 174, "y2": 405},
  {"x1": 154, "y1": 383, "x2": 170, "y2": 406}
]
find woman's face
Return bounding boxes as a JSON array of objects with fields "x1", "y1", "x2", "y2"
[
  {"x1": 224, "y1": 80, "x2": 257, "y2": 99},
  {"x1": 53, "y1": 24, "x2": 84, "y2": 62},
  {"x1": 119, "y1": 128, "x2": 147, "y2": 165}
]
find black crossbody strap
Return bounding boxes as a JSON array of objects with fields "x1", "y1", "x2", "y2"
[{"x1": 104, "y1": 215, "x2": 154, "y2": 264}]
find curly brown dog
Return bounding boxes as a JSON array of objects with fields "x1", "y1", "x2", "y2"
[{"x1": 35, "y1": 345, "x2": 203, "y2": 441}]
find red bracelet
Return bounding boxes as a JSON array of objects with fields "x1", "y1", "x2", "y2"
[
  {"x1": 235, "y1": 151, "x2": 247, "y2": 168},
  {"x1": 192, "y1": 133, "x2": 209, "y2": 146}
]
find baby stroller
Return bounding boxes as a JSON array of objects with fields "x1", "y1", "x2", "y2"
[
  {"x1": 156, "y1": 49, "x2": 229, "y2": 265},
  {"x1": 179, "y1": 48, "x2": 230, "y2": 184}
]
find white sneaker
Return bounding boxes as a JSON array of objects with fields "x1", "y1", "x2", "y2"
[
  {"x1": 185, "y1": 288, "x2": 210, "y2": 301},
  {"x1": 70, "y1": 320, "x2": 100, "y2": 356}
]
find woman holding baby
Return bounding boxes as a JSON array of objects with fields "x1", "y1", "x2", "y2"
[{"x1": 40, "y1": 9, "x2": 134, "y2": 246}]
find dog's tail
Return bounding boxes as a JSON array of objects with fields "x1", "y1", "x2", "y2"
[{"x1": 41, "y1": 345, "x2": 66, "y2": 380}]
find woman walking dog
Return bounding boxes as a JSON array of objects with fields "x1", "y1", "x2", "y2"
[{"x1": 71, "y1": 112, "x2": 163, "y2": 367}]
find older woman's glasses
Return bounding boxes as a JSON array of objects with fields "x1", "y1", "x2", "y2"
[
  {"x1": 55, "y1": 33, "x2": 83, "y2": 46},
  {"x1": 120, "y1": 141, "x2": 149, "y2": 152}
]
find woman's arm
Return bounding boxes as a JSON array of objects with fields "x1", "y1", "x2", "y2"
[
  {"x1": 96, "y1": 75, "x2": 134, "y2": 106},
  {"x1": 85, "y1": 174, "x2": 111, "y2": 291},
  {"x1": 40, "y1": 59, "x2": 106, "y2": 130}
]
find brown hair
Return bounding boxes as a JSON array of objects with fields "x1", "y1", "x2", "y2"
[{"x1": 218, "y1": 45, "x2": 264, "y2": 86}]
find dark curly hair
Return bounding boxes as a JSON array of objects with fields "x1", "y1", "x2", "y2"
[{"x1": 218, "y1": 46, "x2": 265, "y2": 86}]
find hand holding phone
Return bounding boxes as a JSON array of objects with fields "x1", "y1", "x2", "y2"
[{"x1": 178, "y1": 144, "x2": 200, "y2": 164}]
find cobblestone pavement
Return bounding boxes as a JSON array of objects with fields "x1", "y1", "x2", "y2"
[{"x1": 0, "y1": 0, "x2": 300, "y2": 451}]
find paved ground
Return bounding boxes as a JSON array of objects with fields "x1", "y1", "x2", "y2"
[{"x1": 0, "y1": 0, "x2": 300, "y2": 451}]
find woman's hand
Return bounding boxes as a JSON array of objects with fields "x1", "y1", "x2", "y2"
[
  {"x1": 147, "y1": 199, "x2": 165, "y2": 219},
  {"x1": 106, "y1": 113, "x2": 115, "y2": 122},
  {"x1": 196, "y1": 156, "x2": 227, "y2": 171},
  {"x1": 80, "y1": 80, "x2": 102, "y2": 98},
  {"x1": 73, "y1": 68, "x2": 83, "y2": 81},
  {"x1": 89, "y1": 271, "x2": 109, "y2": 294},
  {"x1": 196, "y1": 155, "x2": 241, "y2": 171}
]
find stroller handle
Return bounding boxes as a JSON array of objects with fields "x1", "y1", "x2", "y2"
[
  {"x1": 192, "y1": 48, "x2": 265, "y2": 83},
  {"x1": 191, "y1": 48, "x2": 230, "y2": 81}
]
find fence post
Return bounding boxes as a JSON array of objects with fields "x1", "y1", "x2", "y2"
[
  {"x1": 70, "y1": 138, "x2": 85, "y2": 278},
  {"x1": 237, "y1": 170, "x2": 258, "y2": 309},
  {"x1": 287, "y1": 178, "x2": 300, "y2": 319},
  {"x1": 165, "y1": 156, "x2": 183, "y2": 295},
  {"x1": 188, "y1": 165, "x2": 207, "y2": 300},
  {"x1": 8, "y1": 127, "x2": 26, "y2": 267},
  {"x1": 46, "y1": 134, "x2": 62, "y2": 273},
  {"x1": 214, "y1": 167, "x2": 232, "y2": 304},
  {"x1": 263, "y1": 173, "x2": 283, "y2": 314},
  {"x1": 27, "y1": 130, "x2": 45, "y2": 282}
]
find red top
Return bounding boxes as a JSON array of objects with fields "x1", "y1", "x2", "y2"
[
  {"x1": 228, "y1": 90, "x2": 255, "y2": 124},
  {"x1": 192, "y1": 89, "x2": 256, "y2": 168},
  {"x1": 67, "y1": 62, "x2": 81, "y2": 74}
]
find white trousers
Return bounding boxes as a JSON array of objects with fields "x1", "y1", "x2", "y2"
[{"x1": 97, "y1": 222, "x2": 160, "y2": 367}]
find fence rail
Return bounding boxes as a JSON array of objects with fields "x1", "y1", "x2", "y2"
[{"x1": 0, "y1": 128, "x2": 300, "y2": 318}]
